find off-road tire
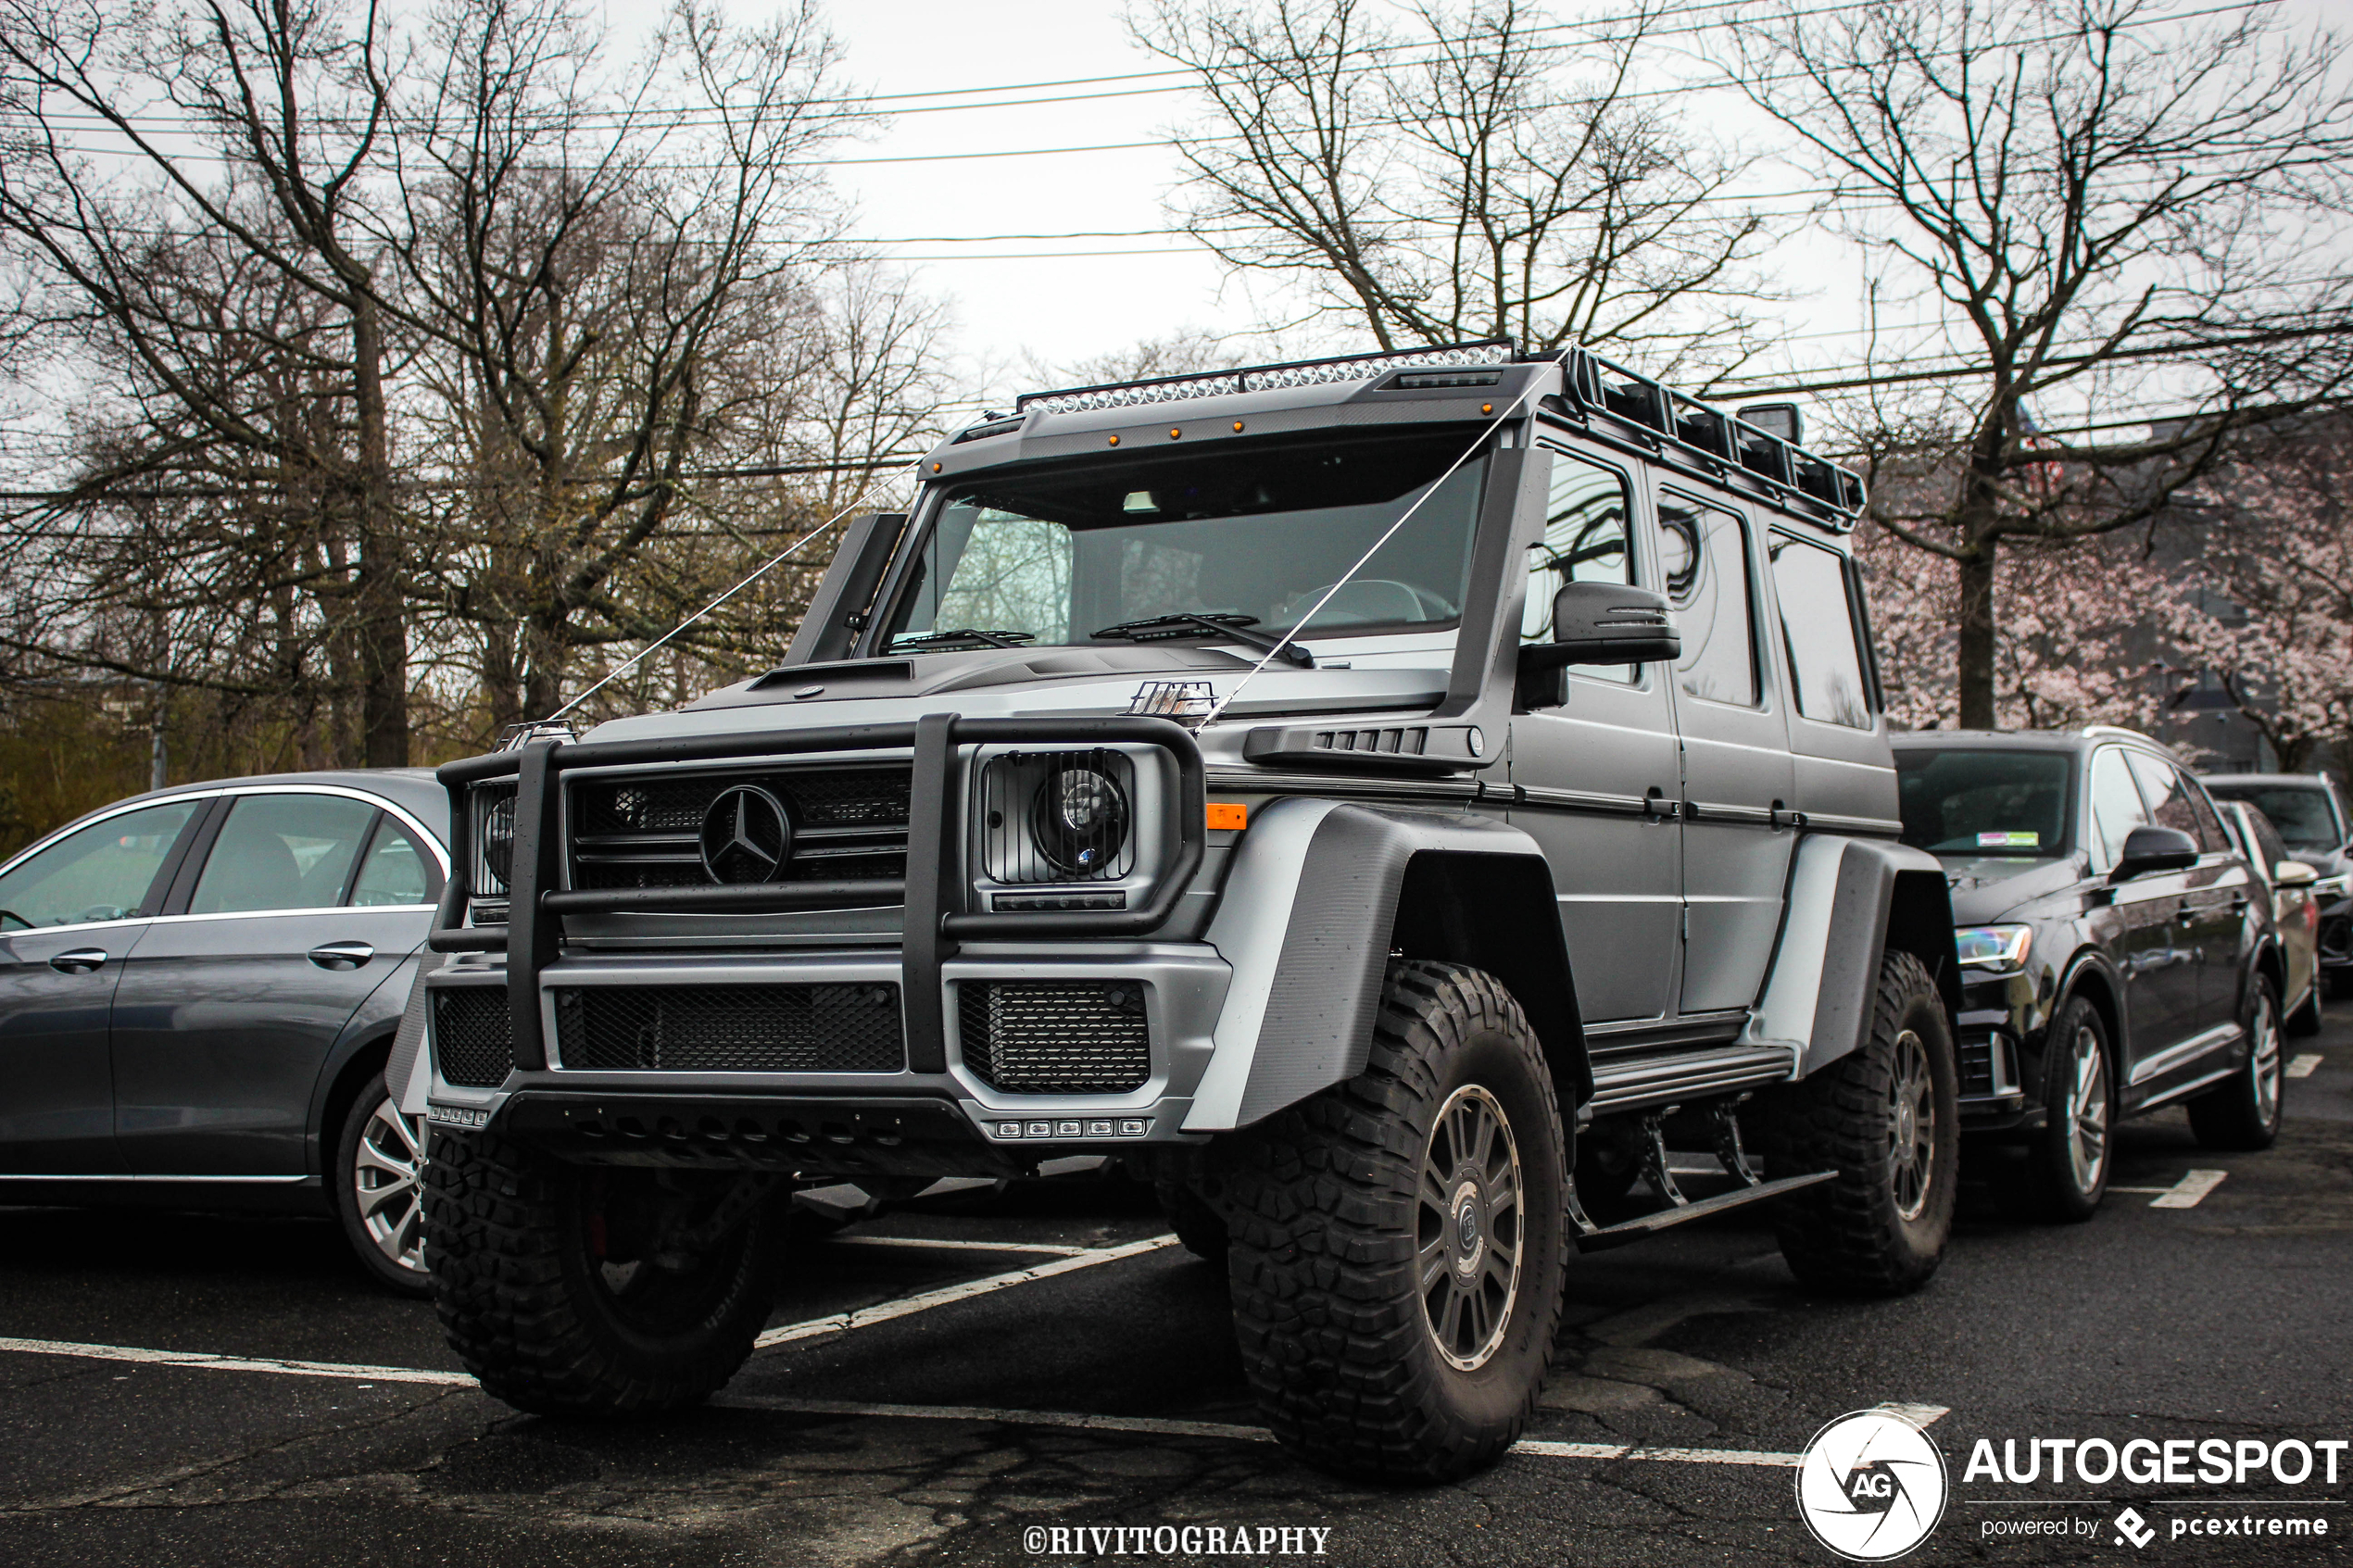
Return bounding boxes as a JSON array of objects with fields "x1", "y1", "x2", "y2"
[
  {"x1": 423, "y1": 1127, "x2": 780, "y2": 1416},
  {"x1": 2188, "y1": 973, "x2": 2284, "y2": 1151},
  {"x1": 2017, "y1": 995, "x2": 2112, "y2": 1223},
  {"x1": 1214, "y1": 960, "x2": 1567, "y2": 1484},
  {"x1": 1155, "y1": 1180, "x2": 1229, "y2": 1262},
  {"x1": 1764, "y1": 948, "x2": 1958, "y2": 1296}
]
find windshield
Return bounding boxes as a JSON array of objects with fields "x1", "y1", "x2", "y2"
[
  {"x1": 2203, "y1": 783, "x2": 2342, "y2": 853},
  {"x1": 1896, "y1": 747, "x2": 2075, "y2": 859},
  {"x1": 882, "y1": 429, "x2": 1488, "y2": 652}
]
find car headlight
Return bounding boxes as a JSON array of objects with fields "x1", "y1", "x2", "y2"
[
  {"x1": 1033, "y1": 766, "x2": 1129, "y2": 876},
  {"x1": 473, "y1": 785, "x2": 517, "y2": 895},
  {"x1": 1955, "y1": 923, "x2": 2033, "y2": 972}
]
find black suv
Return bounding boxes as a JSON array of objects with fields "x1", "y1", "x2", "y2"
[
  {"x1": 2200, "y1": 771, "x2": 2353, "y2": 1001},
  {"x1": 1891, "y1": 728, "x2": 2285, "y2": 1220}
]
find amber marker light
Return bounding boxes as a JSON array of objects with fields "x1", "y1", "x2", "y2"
[
  {"x1": 931, "y1": 461, "x2": 942, "y2": 472},
  {"x1": 1481, "y1": 403, "x2": 1494, "y2": 414},
  {"x1": 1233, "y1": 420, "x2": 1244, "y2": 432},
  {"x1": 1206, "y1": 802, "x2": 1249, "y2": 832},
  {"x1": 1170, "y1": 427, "x2": 1182, "y2": 439},
  {"x1": 1107, "y1": 434, "x2": 1120, "y2": 445}
]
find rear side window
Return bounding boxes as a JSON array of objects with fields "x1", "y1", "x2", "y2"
[
  {"x1": 1768, "y1": 534, "x2": 1870, "y2": 727},
  {"x1": 189, "y1": 794, "x2": 376, "y2": 914},
  {"x1": 2088, "y1": 748, "x2": 2151, "y2": 871},
  {"x1": 1658, "y1": 495, "x2": 1758, "y2": 707},
  {"x1": 349, "y1": 816, "x2": 439, "y2": 908},
  {"x1": 0, "y1": 800, "x2": 197, "y2": 928},
  {"x1": 2124, "y1": 753, "x2": 2227, "y2": 854}
]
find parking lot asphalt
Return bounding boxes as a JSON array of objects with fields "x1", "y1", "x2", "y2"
[{"x1": 4, "y1": 1012, "x2": 2351, "y2": 1567}]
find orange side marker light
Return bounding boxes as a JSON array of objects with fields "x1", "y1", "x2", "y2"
[{"x1": 1206, "y1": 802, "x2": 1249, "y2": 832}]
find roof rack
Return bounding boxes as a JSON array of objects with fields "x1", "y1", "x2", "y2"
[{"x1": 1000, "y1": 337, "x2": 1867, "y2": 523}]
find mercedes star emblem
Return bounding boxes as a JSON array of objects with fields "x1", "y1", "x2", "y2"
[{"x1": 698, "y1": 784, "x2": 793, "y2": 884}]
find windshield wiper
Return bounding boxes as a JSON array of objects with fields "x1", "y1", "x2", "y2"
[
  {"x1": 890, "y1": 628, "x2": 1038, "y2": 652},
  {"x1": 1092, "y1": 612, "x2": 1314, "y2": 668}
]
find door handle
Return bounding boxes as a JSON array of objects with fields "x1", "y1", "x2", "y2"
[
  {"x1": 48, "y1": 948, "x2": 107, "y2": 973},
  {"x1": 2177, "y1": 908, "x2": 2198, "y2": 926},
  {"x1": 308, "y1": 942, "x2": 375, "y2": 971}
]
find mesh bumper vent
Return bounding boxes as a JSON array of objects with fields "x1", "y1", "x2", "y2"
[
  {"x1": 958, "y1": 981, "x2": 1151, "y2": 1095},
  {"x1": 434, "y1": 987, "x2": 515, "y2": 1087},
  {"x1": 554, "y1": 985, "x2": 905, "y2": 1074}
]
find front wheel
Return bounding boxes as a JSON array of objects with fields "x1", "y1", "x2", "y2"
[
  {"x1": 1764, "y1": 947, "x2": 1959, "y2": 1296},
  {"x1": 1217, "y1": 961, "x2": 1568, "y2": 1484},
  {"x1": 424, "y1": 1129, "x2": 782, "y2": 1415},
  {"x1": 2188, "y1": 974, "x2": 2284, "y2": 1151},
  {"x1": 2018, "y1": 997, "x2": 2111, "y2": 1223}
]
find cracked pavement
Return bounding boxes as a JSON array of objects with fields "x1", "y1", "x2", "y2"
[{"x1": 2, "y1": 1013, "x2": 2349, "y2": 1566}]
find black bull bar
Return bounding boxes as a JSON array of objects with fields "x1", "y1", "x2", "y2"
[{"x1": 428, "y1": 713, "x2": 1208, "y2": 1077}]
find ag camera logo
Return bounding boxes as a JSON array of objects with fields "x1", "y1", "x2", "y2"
[{"x1": 1796, "y1": 1410, "x2": 1950, "y2": 1561}]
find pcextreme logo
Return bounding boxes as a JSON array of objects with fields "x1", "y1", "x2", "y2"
[{"x1": 1796, "y1": 1410, "x2": 1950, "y2": 1561}]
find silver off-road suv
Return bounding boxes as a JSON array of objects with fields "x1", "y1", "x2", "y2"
[{"x1": 411, "y1": 342, "x2": 1962, "y2": 1482}]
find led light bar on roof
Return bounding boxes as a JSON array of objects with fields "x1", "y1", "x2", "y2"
[{"x1": 1013, "y1": 340, "x2": 1516, "y2": 416}]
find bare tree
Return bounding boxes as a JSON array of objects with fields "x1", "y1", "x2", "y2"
[
  {"x1": 0, "y1": 0, "x2": 419, "y2": 761},
  {"x1": 1135, "y1": 0, "x2": 1779, "y2": 382},
  {"x1": 1725, "y1": 0, "x2": 2353, "y2": 727}
]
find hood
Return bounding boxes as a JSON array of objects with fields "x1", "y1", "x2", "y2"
[
  {"x1": 577, "y1": 644, "x2": 1457, "y2": 748},
  {"x1": 1937, "y1": 854, "x2": 2091, "y2": 925}
]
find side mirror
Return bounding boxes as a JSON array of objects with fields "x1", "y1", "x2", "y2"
[
  {"x1": 2276, "y1": 859, "x2": 2319, "y2": 888},
  {"x1": 2110, "y1": 824, "x2": 2199, "y2": 882},
  {"x1": 1521, "y1": 581, "x2": 1682, "y2": 673}
]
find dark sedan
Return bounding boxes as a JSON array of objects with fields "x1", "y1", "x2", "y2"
[
  {"x1": 1890, "y1": 728, "x2": 2287, "y2": 1221},
  {"x1": 0, "y1": 771, "x2": 447, "y2": 1292}
]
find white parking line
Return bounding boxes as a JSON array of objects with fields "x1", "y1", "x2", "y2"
[
  {"x1": 827, "y1": 1235, "x2": 1094, "y2": 1257},
  {"x1": 2149, "y1": 1169, "x2": 2229, "y2": 1209},
  {"x1": 754, "y1": 1235, "x2": 1180, "y2": 1348},
  {"x1": 2286, "y1": 1053, "x2": 2323, "y2": 1079},
  {"x1": 0, "y1": 1336, "x2": 475, "y2": 1386},
  {"x1": 1877, "y1": 1401, "x2": 1951, "y2": 1428}
]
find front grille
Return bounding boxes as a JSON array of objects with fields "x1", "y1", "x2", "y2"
[
  {"x1": 553, "y1": 985, "x2": 905, "y2": 1073},
  {"x1": 958, "y1": 981, "x2": 1151, "y2": 1094},
  {"x1": 434, "y1": 987, "x2": 514, "y2": 1087},
  {"x1": 569, "y1": 766, "x2": 912, "y2": 891}
]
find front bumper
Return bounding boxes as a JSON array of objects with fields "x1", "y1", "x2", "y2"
[{"x1": 424, "y1": 942, "x2": 1234, "y2": 1172}]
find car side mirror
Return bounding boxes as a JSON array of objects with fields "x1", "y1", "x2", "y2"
[
  {"x1": 1520, "y1": 582, "x2": 1682, "y2": 673},
  {"x1": 2110, "y1": 824, "x2": 2199, "y2": 881},
  {"x1": 2276, "y1": 859, "x2": 2319, "y2": 888}
]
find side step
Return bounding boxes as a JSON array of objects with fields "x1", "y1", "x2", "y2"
[{"x1": 1570, "y1": 1170, "x2": 1834, "y2": 1253}]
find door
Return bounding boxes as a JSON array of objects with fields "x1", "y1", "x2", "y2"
[
  {"x1": 110, "y1": 792, "x2": 438, "y2": 1175},
  {"x1": 2087, "y1": 747, "x2": 2197, "y2": 1077},
  {"x1": 1657, "y1": 491, "x2": 1794, "y2": 1013},
  {"x1": 2126, "y1": 754, "x2": 2253, "y2": 1047},
  {"x1": 1764, "y1": 532, "x2": 1898, "y2": 832},
  {"x1": 0, "y1": 798, "x2": 205, "y2": 1173},
  {"x1": 1508, "y1": 446, "x2": 1682, "y2": 1022}
]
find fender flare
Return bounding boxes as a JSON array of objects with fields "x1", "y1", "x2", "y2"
[
  {"x1": 1752, "y1": 834, "x2": 1960, "y2": 1079},
  {"x1": 1183, "y1": 798, "x2": 1586, "y2": 1131}
]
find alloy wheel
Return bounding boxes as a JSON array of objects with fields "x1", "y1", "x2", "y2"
[
  {"x1": 2063, "y1": 1023, "x2": 2109, "y2": 1194},
  {"x1": 2251, "y1": 990, "x2": 2282, "y2": 1127},
  {"x1": 1416, "y1": 1084, "x2": 1524, "y2": 1372},
  {"x1": 1888, "y1": 1029, "x2": 1936, "y2": 1223},
  {"x1": 352, "y1": 1097, "x2": 428, "y2": 1276}
]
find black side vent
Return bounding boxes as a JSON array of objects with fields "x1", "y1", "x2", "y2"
[
  {"x1": 569, "y1": 766, "x2": 912, "y2": 892},
  {"x1": 553, "y1": 985, "x2": 905, "y2": 1074},
  {"x1": 434, "y1": 987, "x2": 514, "y2": 1087},
  {"x1": 958, "y1": 981, "x2": 1151, "y2": 1095},
  {"x1": 1958, "y1": 1033, "x2": 1994, "y2": 1098}
]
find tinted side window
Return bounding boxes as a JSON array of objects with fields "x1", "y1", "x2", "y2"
[
  {"x1": 1658, "y1": 495, "x2": 1758, "y2": 707},
  {"x1": 2241, "y1": 807, "x2": 2288, "y2": 876},
  {"x1": 189, "y1": 794, "x2": 376, "y2": 915},
  {"x1": 2124, "y1": 753, "x2": 2225, "y2": 853},
  {"x1": 0, "y1": 801, "x2": 198, "y2": 928},
  {"x1": 2088, "y1": 748, "x2": 2150, "y2": 871},
  {"x1": 1768, "y1": 534, "x2": 1870, "y2": 727},
  {"x1": 1525, "y1": 450, "x2": 1638, "y2": 685},
  {"x1": 349, "y1": 816, "x2": 439, "y2": 908}
]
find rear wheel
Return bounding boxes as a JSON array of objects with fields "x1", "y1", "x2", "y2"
[
  {"x1": 1217, "y1": 960, "x2": 1567, "y2": 1484},
  {"x1": 1764, "y1": 948, "x2": 1958, "y2": 1296},
  {"x1": 2018, "y1": 997, "x2": 2111, "y2": 1223},
  {"x1": 333, "y1": 1082, "x2": 433, "y2": 1297},
  {"x1": 2188, "y1": 974, "x2": 2284, "y2": 1151},
  {"x1": 424, "y1": 1129, "x2": 781, "y2": 1415}
]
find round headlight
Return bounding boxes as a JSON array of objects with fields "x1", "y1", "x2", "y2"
[
  {"x1": 481, "y1": 795, "x2": 516, "y2": 890},
  {"x1": 1032, "y1": 767, "x2": 1128, "y2": 876}
]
